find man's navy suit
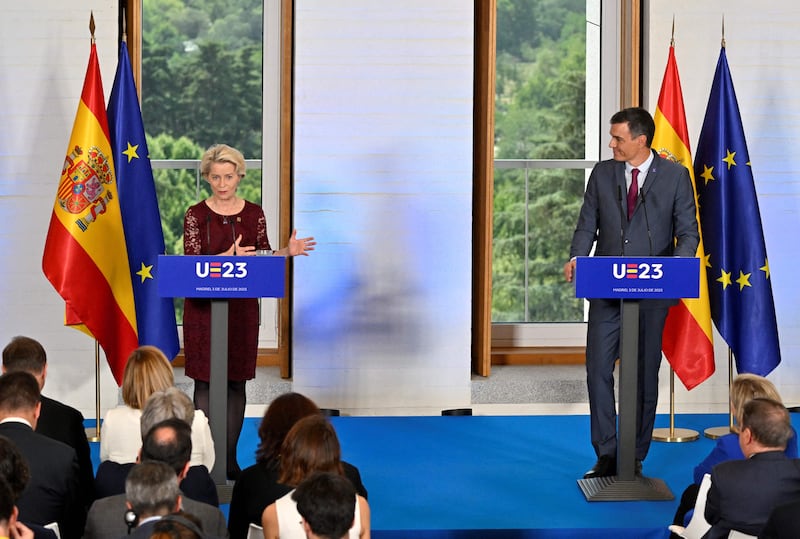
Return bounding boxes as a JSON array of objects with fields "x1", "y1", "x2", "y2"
[
  {"x1": 704, "y1": 451, "x2": 800, "y2": 538},
  {"x1": 569, "y1": 150, "x2": 699, "y2": 460}
]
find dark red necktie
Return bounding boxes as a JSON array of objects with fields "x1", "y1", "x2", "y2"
[{"x1": 627, "y1": 168, "x2": 639, "y2": 221}]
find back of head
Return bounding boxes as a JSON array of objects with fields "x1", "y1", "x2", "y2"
[
  {"x1": 150, "y1": 511, "x2": 206, "y2": 539},
  {"x1": 257, "y1": 392, "x2": 321, "y2": 464},
  {"x1": 0, "y1": 475, "x2": 15, "y2": 528},
  {"x1": 125, "y1": 460, "x2": 180, "y2": 518},
  {"x1": 0, "y1": 435, "x2": 28, "y2": 501},
  {"x1": 741, "y1": 397, "x2": 792, "y2": 449},
  {"x1": 293, "y1": 472, "x2": 356, "y2": 539},
  {"x1": 141, "y1": 387, "x2": 196, "y2": 439},
  {"x1": 2, "y1": 336, "x2": 46, "y2": 375},
  {"x1": 141, "y1": 418, "x2": 193, "y2": 476},
  {"x1": 279, "y1": 415, "x2": 343, "y2": 487},
  {"x1": 121, "y1": 346, "x2": 174, "y2": 409},
  {"x1": 730, "y1": 373, "x2": 782, "y2": 427},
  {"x1": 0, "y1": 371, "x2": 40, "y2": 417},
  {"x1": 610, "y1": 107, "x2": 655, "y2": 146}
]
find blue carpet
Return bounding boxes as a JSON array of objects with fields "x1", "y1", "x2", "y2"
[{"x1": 92, "y1": 413, "x2": 785, "y2": 538}]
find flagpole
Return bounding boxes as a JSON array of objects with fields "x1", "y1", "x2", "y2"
[
  {"x1": 652, "y1": 367, "x2": 699, "y2": 442},
  {"x1": 704, "y1": 350, "x2": 735, "y2": 439},
  {"x1": 86, "y1": 340, "x2": 101, "y2": 442}
]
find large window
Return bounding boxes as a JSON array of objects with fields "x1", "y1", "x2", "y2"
[{"x1": 492, "y1": 0, "x2": 601, "y2": 325}]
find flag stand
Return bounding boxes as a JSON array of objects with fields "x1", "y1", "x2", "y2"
[
  {"x1": 86, "y1": 340, "x2": 101, "y2": 442},
  {"x1": 705, "y1": 350, "x2": 735, "y2": 439},
  {"x1": 652, "y1": 367, "x2": 699, "y2": 442}
]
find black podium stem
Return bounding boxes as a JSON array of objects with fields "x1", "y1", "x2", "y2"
[
  {"x1": 617, "y1": 299, "x2": 638, "y2": 481},
  {"x1": 209, "y1": 298, "x2": 228, "y2": 484}
]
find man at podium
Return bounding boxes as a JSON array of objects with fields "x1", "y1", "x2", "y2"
[{"x1": 563, "y1": 107, "x2": 698, "y2": 479}]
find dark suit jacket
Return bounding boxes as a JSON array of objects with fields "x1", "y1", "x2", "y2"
[
  {"x1": 94, "y1": 460, "x2": 219, "y2": 506},
  {"x1": 36, "y1": 395, "x2": 95, "y2": 509},
  {"x1": 0, "y1": 421, "x2": 83, "y2": 539},
  {"x1": 760, "y1": 497, "x2": 800, "y2": 539},
  {"x1": 227, "y1": 458, "x2": 367, "y2": 539},
  {"x1": 85, "y1": 493, "x2": 228, "y2": 539},
  {"x1": 569, "y1": 150, "x2": 699, "y2": 261},
  {"x1": 704, "y1": 451, "x2": 800, "y2": 538}
]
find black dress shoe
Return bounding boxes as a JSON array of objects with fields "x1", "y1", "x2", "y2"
[{"x1": 583, "y1": 455, "x2": 616, "y2": 479}]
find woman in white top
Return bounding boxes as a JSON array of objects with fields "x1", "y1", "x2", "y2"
[
  {"x1": 99, "y1": 346, "x2": 214, "y2": 469},
  {"x1": 261, "y1": 416, "x2": 370, "y2": 539}
]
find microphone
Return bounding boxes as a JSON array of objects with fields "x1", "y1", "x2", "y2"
[
  {"x1": 230, "y1": 220, "x2": 237, "y2": 255},
  {"x1": 205, "y1": 214, "x2": 212, "y2": 255},
  {"x1": 617, "y1": 184, "x2": 626, "y2": 255},
  {"x1": 639, "y1": 187, "x2": 653, "y2": 256}
]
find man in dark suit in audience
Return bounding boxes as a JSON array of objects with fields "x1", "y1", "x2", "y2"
[
  {"x1": 0, "y1": 371, "x2": 83, "y2": 539},
  {"x1": 84, "y1": 418, "x2": 227, "y2": 538},
  {"x1": 704, "y1": 397, "x2": 800, "y2": 538},
  {"x1": 2, "y1": 336, "x2": 94, "y2": 509},
  {"x1": 120, "y1": 460, "x2": 183, "y2": 538}
]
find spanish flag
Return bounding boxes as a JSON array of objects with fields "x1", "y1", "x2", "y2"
[
  {"x1": 653, "y1": 41, "x2": 715, "y2": 390},
  {"x1": 42, "y1": 36, "x2": 138, "y2": 385}
]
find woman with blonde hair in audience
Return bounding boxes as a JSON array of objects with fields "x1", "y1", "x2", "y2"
[
  {"x1": 671, "y1": 373, "x2": 798, "y2": 531},
  {"x1": 261, "y1": 415, "x2": 369, "y2": 539}
]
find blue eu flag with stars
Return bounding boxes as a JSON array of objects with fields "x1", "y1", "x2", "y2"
[
  {"x1": 107, "y1": 41, "x2": 180, "y2": 361},
  {"x1": 694, "y1": 46, "x2": 780, "y2": 376}
]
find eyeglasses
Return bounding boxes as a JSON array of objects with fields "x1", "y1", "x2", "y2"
[{"x1": 208, "y1": 173, "x2": 241, "y2": 184}]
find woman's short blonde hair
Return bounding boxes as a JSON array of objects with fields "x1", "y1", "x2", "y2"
[
  {"x1": 200, "y1": 144, "x2": 246, "y2": 178},
  {"x1": 730, "y1": 373, "x2": 782, "y2": 429},
  {"x1": 121, "y1": 346, "x2": 174, "y2": 409}
]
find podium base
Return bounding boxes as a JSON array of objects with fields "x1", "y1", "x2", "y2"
[
  {"x1": 704, "y1": 425, "x2": 732, "y2": 440},
  {"x1": 577, "y1": 475, "x2": 674, "y2": 501},
  {"x1": 652, "y1": 427, "x2": 700, "y2": 443}
]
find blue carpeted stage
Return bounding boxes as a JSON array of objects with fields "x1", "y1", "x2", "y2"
[{"x1": 92, "y1": 413, "x2": 791, "y2": 538}]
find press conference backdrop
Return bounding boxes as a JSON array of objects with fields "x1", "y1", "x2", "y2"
[{"x1": 290, "y1": 0, "x2": 474, "y2": 412}]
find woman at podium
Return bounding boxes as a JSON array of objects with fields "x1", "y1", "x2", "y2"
[{"x1": 183, "y1": 144, "x2": 315, "y2": 480}]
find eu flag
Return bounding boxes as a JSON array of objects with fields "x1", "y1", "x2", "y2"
[
  {"x1": 107, "y1": 41, "x2": 180, "y2": 360},
  {"x1": 694, "y1": 46, "x2": 780, "y2": 375}
]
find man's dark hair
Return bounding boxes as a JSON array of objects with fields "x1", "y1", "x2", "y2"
[
  {"x1": 741, "y1": 397, "x2": 793, "y2": 449},
  {"x1": 293, "y1": 472, "x2": 356, "y2": 539},
  {"x1": 0, "y1": 371, "x2": 40, "y2": 414},
  {"x1": 610, "y1": 107, "x2": 656, "y2": 147},
  {"x1": 141, "y1": 418, "x2": 193, "y2": 476},
  {"x1": 2, "y1": 336, "x2": 47, "y2": 374},
  {"x1": 0, "y1": 435, "x2": 29, "y2": 500}
]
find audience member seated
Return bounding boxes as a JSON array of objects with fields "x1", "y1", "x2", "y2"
[
  {"x1": 84, "y1": 419, "x2": 227, "y2": 539},
  {"x1": 703, "y1": 397, "x2": 800, "y2": 538},
  {"x1": 0, "y1": 436, "x2": 57, "y2": 539},
  {"x1": 2, "y1": 336, "x2": 94, "y2": 511},
  {"x1": 261, "y1": 415, "x2": 370, "y2": 539},
  {"x1": 293, "y1": 472, "x2": 359, "y2": 539},
  {"x1": 120, "y1": 461, "x2": 182, "y2": 538},
  {"x1": 228, "y1": 393, "x2": 368, "y2": 539},
  {"x1": 150, "y1": 511, "x2": 209, "y2": 539},
  {"x1": 760, "y1": 497, "x2": 800, "y2": 539},
  {"x1": 0, "y1": 371, "x2": 83, "y2": 539},
  {"x1": 0, "y1": 474, "x2": 34, "y2": 539},
  {"x1": 671, "y1": 374, "x2": 797, "y2": 531},
  {"x1": 96, "y1": 346, "x2": 214, "y2": 499}
]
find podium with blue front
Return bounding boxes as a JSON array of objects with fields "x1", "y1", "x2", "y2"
[
  {"x1": 574, "y1": 256, "x2": 699, "y2": 501},
  {"x1": 158, "y1": 254, "x2": 285, "y2": 485}
]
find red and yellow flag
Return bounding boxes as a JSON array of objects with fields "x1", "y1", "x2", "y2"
[
  {"x1": 42, "y1": 40, "x2": 138, "y2": 385},
  {"x1": 653, "y1": 42, "x2": 715, "y2": 389}
]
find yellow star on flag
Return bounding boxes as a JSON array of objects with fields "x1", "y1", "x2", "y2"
[
  {"x1": 717, "y1": 269, "x2": 732, "y2": 290},
  {"x1": 123, "y1": 142, "x2": 140, "y2": 163},
  {"x1": 760, "y1": 259, "x2": 771, "y2": 279},
  {"x1": 703, "y1": 253, "x2": 712, "y2": 268},
  {"x1": 136, "y1": 262, "x2": 154, "y2": 283},
  {"x1": 723, "y1": 150, "x2": 736, "y2": 170},
  {"x1": 700, "y1": 164, "x2": 715, "y2": 185},
  {"x1": 736, "y1": 270, "x2": 752, "y2": 291}
]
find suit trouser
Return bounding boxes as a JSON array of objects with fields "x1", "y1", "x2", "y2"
[{"x1": 585, "y1": 298, "x2": 669, "y2": 461}]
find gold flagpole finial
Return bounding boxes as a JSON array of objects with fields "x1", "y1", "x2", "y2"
[
  {"x1": 122, "y1": 5, "x2": 128, "y2": 43},
  {"x1": 721, "y1": 15, "x2": 726, "y2": 48},
  {"x1": 671, "y1": 15, "x2": 675, "y2": 47},
  {"x1": 89, "y1": 12, "x2": 96, "y2": 44}
]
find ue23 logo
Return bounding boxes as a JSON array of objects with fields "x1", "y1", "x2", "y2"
[
  {"x1": 194, "y1": 261, "x2": 249, "y2": 279},
  {"x1": 612, "y1": 262, "x2": 663, "y2": 280}
]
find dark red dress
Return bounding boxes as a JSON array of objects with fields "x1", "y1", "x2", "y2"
[{"x1": 182, "y1": 200, "x2": 271, "y2": 382}]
